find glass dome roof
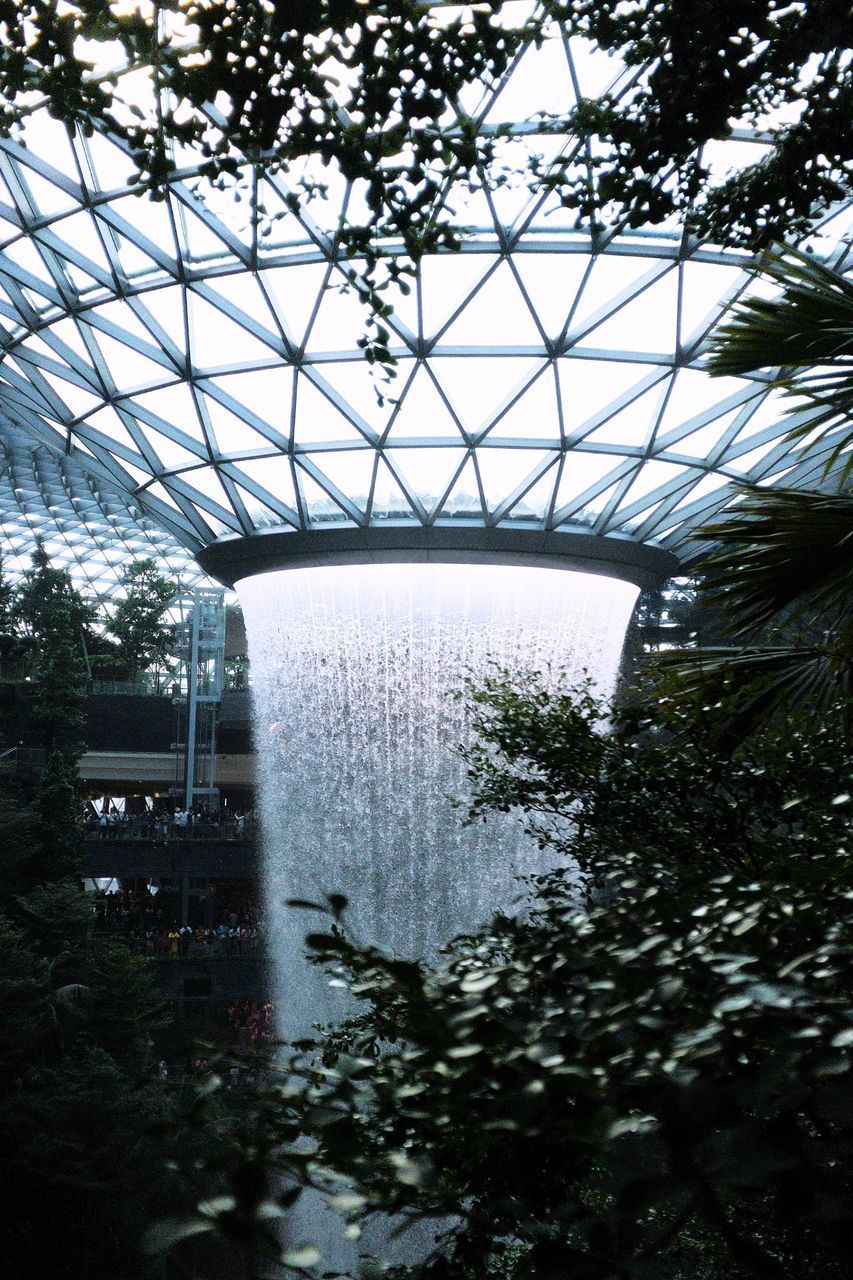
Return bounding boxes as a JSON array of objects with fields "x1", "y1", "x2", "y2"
[
  {"x1": 0, "y1": 12, "x2": 850, "y2": 576},
  {"x1": 0, "y1": 418, "x2": 209, "y2": 600}
]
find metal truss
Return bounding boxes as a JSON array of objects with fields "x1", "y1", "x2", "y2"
[
  {"x1": 0, "y1": 420, "x2": 208, "y2": 601},
  {"x1": 0, "y1": 16, "x2": 850, "y2": 577}
]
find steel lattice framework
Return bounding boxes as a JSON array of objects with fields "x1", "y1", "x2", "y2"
[
  {"x1": 0, "y1": 420, "x2": 208, "y2": 600},
  {"x1": 0, "y1": 14, "x2": 850, "y2": 587}
]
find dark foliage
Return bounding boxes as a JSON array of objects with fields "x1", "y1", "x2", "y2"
[
  {"x1": 162, "y1": 672, "x2": 852, "y2": 1280},
  {"x1": 1, "y1": 2, "x2": 848, "y2": 255},
  {"x1": 103, "y1": 558, "x2": 176, "y2": 683}
]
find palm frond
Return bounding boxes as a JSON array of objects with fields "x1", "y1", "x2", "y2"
[
  {"x1": 705, "y1": 243, "x2": 853, "y2": 478},
  {"x1": 692, "y1": 487, "x2": 853, "y2": 637},
  {"x1": 657, "y1": 644, "x2": 852, "y2": 747}
]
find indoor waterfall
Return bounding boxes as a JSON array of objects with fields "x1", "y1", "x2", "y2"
[
  {"x1": 238, "y1": 561, "x2": 639, "y2": 1269},
  {"x1": 239, "y1": 562, "x2": 638, "y2": 1031}
]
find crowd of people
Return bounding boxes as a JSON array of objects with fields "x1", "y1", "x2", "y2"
[
  {"x1": 85, "y1": 806, "x2": 256, "y2": 841},
  {"x1": 130, "y1": 919, "x2": 265, "y2": 959},
  {"x1": 95, "y1": 883, "x2": 265, "y2": 959},
  {"x1": 227, "y1": 998, "x2": 274, "y2": 1044}
]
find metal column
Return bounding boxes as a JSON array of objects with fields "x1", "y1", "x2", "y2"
[{"x1": 171, "y1": 588, "x2": 225, "y2": 811}]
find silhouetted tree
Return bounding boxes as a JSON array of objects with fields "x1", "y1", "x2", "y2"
[{"x1": 106, "y1": 558, "x2": 176, "y2": 683}]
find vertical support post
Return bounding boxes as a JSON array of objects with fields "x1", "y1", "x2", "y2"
[
  {"x1": 184, "y1": 600, "x2": 201, "y2": 810},
  {"x1": 171, "y1": 588, "x2": 226, "y2": 814}
]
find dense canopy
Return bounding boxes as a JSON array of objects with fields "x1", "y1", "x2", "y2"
[{"x1": 0, "y1": 3, "x2": 850, "y2": 569}]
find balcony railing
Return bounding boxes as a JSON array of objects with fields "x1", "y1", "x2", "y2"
[{"x1": 84, "y1": 815, "x2": 258, "y2": 842}]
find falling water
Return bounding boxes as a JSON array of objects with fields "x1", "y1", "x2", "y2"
[
  {"x1": 238, "y1": 562, "x2": 638, "y2": 1268},
  {"x1": 238, "y1": 562, "x2": 638, "y2": 1034}
]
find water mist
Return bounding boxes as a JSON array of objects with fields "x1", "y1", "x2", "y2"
[
  {"x1": 239, "y1": 562, "x2": 637, "y2": 1032},
  {"x1": 238, "y1": 562, "x2": 637, "y2": 1269}
]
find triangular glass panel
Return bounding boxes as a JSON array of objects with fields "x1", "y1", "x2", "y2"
[
  {"x1": 39, "y1": 210, "x2": 113, "y2": 279},
  {"x1": 666, "y1": 471, "x2": 733, "y2": 513},
  {"x1": 155, "y1": 486, "x2": 228, "y2": 539},
  {"x1": 576, "y1": 383, "x2": 664, "y2": 448},
  {"x1": 316, "y1": 359, "x2": 402, "y2": 433},
  {"x1": 124, "y1": 379, "x2": 195, "y2": 428},
  {"x1": 172, "y1": 464, "x2": 239, "y2": 520},
  {"x1": 88, "y1": 297, "x2": 175, "y2": 358},
  {"x1": 146, "y1": 425, "x2": 209, "y2": 473},
  {"x1": 18, "y1": 111, "x2": 82, "y2": 191},
  {"x1": 260, "y1": 264, "x2": 329, "y2": 347},
  {"x1": 431, "y1": 173, "x2": 495, "y2": 230},
  {"x1": 229, "y1": 455, "x2": 301, "y2": 516},
  {"x1": 209, "y1": 367, "x2": 295, "y2": 438},
  {"x1": 503, "y1": 464, "x2": 560, "y2": 522},
  {"x1": 513, "y1": 134, "x2": 581, "y2": 230},
  {"x1": 174, "y1": 198, "x2": 237, "y2": 263},
  {"x1": 42, "y1": 317, "x2": 93, "y2": 365},
  {"x1": 22, "y1": 286, "x2": 59, "y2": 319},
  {"x1": 678, "y1": 261, "x2": 744, "y2": 346},
  {"x1": 481, "y1": 32, "x2": 575, "y2": 125},
  {"x1": 295, "y1": 376, "x2": 373, "y2": 447},
  {"x1": 371, "y1": 457, "x2": 416, "y2": 520},
  {"x1": 255, "y1": 178, "x2": 317, "y2": 247},
  {"x1": 0, "y1": 165, "x2": 27, "y2": 215},
  {"x1": 132, "y1": 284, "x2": 187, "y2": 354},
  {"x1": 4, "y1": 237, "x2": 57, "y2": 291},
  {"x1": 89, "y1": 329, "x2": 174, "y2": 392},
  {"x1": 703, "y1": 137, "x2": 773, "y2": 185},
  {"x1": 295, "y1": 467, "x2": 350, "y2": 523},
  {"x1": 484, "y1": 149, "x2": 543, "y2": 232},
  {"x1": 90, "y1": 452, "x2": 153, "y2": 489},
  {"x1": 655, "y1": 369, "x2": 752, "y2": 436},
  {"x1": 383, "y1": 366, "x2": 464, "y2": 442},
  {"x1": 98, "y1": 194, "x2": 178, "y2": 268},
  {"x1": 18, "y1": 161, "x2": 80, "y2": 218},
  {"x1": 569, "y1": 256, "x2": 665, "y2": 334},
  {"x1": 121, "y1": 189, "x2": 178, "y2": 256},
  {"x1": 200, "y1": 273, "x2": 282, "y2": 339},
  {"x1": 346, "y1": 260, "x2": 420, "y2": 339},
  {"x1": 76, "y1": 129, "x2": 138, "y2": 193},
  {"x1": 419, "y1": 255, "x2": 493, "y2": 339},
  {"x1": 729, "y1": 391, "x2": 786, "y2": 445},
  {"x1": 559, "y1": 359, "x2": 660, "y2": 438},
  {"x1": 78, "y1": 406, "x2": 149, "y2": 463},
  {"x1": 435, "y1": 456, "x2": 482, "y2": 520},
  {"x1": 726, "y1": 441, "x2": 785, "y2": 476},
  {"x1": 620, "y1": 460, "x2": 690, "y2": 512},
  {"x1": 563, "y1": 479, "x2": 624, "y2": 528},
  {"x1": 308, "y1": 450, "x2": 376, "y2": 514},
  {"x1": 513, "y1": 253, "x2": 590, "y2": 339},
  {"x1": 200, "y1": 393, "x2": 281, "y2": 458},
  {"x1": 38, "y1": 372, "x2": 101, "y2": 418},
  {"x1": 440, "y1": 260, "x2": 542, "y2": 347},
  {"x1": 455, "y1": 68, "x2": 491, "y2": 119},
  {"x1": 659, "y1": 409, "x2": 743, "y2": 463},
  {"x1": 98, "y1": 222, "x2": 167, "y2": 277},
  {"x1": 477, "y1": 448, "x2": 553, "y2": 514},
  {"x1": 223, "y1": 480, "x2": 288, "y2": 532},
  {"x1": 189, "y1": 292, "x2": 279, "y2": 367},
  {"x1": 567, "y1": 37, "x2": 625, "y2": 99},
  {"x1": 303, "y1": 275, "x2": 369, "y2": 354},
  {"x1": 285, "y1": 153, "x2": 349, "y2": 234},
  {"x1": 554, "y1": 452, "x2": 629, "y2": 515},
  {"x1": 430, "y1": 356, "x2": 542, "y2": 435},
  {"x1": 486, "y1": 366, "x2": 561, "y2": 442},
  {"x1": 582, "y1": 270, "x2": 679, "y2": 355},
  {"x1": 385, "y1": 446, "x2": 468, "y2": 513}
]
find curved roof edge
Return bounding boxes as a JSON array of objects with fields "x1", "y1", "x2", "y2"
[{"x1": 198, "y1": 525, "x2": 678, "y2": 592}]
